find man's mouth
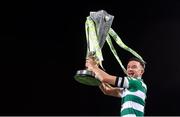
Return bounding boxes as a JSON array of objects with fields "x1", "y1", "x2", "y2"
[{"x1": 128, "y1": 72, "x2": 134, "y2": 76}]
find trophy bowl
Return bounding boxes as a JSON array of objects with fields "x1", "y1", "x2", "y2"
[{"x1": 74, "y1": 70, "x2": 101, "y2": 86}]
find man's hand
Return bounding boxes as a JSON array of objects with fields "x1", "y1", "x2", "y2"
[
  {"x1": 86, "y1": 57, "x2": 117, "y2": 85},
  {"x1": 85, "y1": 57, "x2": 98, "y2": 71},
  {"x1": 99, "y1": 83, "x2": 122, "y2": 98}
]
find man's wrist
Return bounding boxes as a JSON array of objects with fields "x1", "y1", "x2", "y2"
[
  {"x1": 91, "y1": 65, "x2": 99, "y2": 72},
  {"x1": 91, "y1": 65, "x2": 102, "y2": 81}
]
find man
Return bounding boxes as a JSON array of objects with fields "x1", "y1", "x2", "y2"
[{"x1": 86, "y1": 57, "x2": 147, "y2": 117}]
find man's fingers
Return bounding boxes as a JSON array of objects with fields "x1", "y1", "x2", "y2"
[
  {"x1": 86, "y1": 57, "x2": 93, "y2": 61},
  {"x1": 86, "y1": 57, "x2": 97, "y2": 64},
  {"x1": 104, "y1": 83, "x2": 113, "y2": 88},
  {"x1": 99, "y1": 86, "x2": 106, "y2": 94},
  {"x1": 99, "y1": 83, "x2": 106, "y2": 91},
  {"x1": 99, "y1": 83, "x2": 113, "y2": 95},
  {"x1": 99, "y1": 84, "x2": 103, "y2": 90},
  {"x1": 99, "y1": 83, "x2": 122, "y2": 97},
  {"x1": 99, "y1": 83, "x2": 108, "y2": 94}
]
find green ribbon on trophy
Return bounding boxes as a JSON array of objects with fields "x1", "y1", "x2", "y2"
[
  {"x1": 74, "y1": 10, "x2": 145, "y2": 86},
  {"x1": 106, "y1": 28, "x2": 145, "y2": 74}
]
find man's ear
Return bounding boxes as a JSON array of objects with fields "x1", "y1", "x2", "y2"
[{"x1": 141, "y1": 69, "x2": 144, "y2": 75}]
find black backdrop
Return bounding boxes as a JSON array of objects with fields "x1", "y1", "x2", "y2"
[{"x1": 1, "y1": 0, "x2": 180, "y2": 116}]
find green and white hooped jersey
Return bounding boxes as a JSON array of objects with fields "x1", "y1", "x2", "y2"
[{"x1": 115, "y1": 76, "x2": 147, "y2": 117}]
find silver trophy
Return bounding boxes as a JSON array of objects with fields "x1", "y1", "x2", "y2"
[{"x1": 74, "y1": 10, "x2": 114, "y2": 86}]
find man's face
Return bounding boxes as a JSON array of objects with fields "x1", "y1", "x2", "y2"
[{"x1": 127, "y1": 60, "x2": 144, "y2": 78}]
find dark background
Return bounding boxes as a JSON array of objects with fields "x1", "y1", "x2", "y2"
[{"x1": 1, "y1": 0, "x2": 180, "y2": 116}]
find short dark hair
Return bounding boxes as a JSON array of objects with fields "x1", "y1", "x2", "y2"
[{"x1": 128, "y1": 57, "x2": 146, "y2": 69}]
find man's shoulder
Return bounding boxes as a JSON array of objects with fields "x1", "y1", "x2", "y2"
[{"x1": 125, "y1": 76, "x2": 147, "y2": 92}]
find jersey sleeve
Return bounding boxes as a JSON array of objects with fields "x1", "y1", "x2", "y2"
[
  {"x1": 115, "y1": 76, "x2": 129, "y2": 88},
  {"x1": 115, "y1": 76, "x2": 147, "y2": 93}
]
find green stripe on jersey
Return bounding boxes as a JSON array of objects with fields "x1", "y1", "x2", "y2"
[{"x1": 122, "y1": 95, "x2": 145, "y2": 106}]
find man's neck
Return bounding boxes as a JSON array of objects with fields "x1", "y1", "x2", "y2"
[{"x1": 128, "y1": 75, "x2": 142, "y2": 79}]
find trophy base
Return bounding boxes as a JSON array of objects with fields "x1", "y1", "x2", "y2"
[{"x1": 74, "y1": 70, "x2": 101, "y2": 86}]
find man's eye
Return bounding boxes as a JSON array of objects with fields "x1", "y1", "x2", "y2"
[{"x1": 132, "y1": 65, "x2": 137, "y2": 68}]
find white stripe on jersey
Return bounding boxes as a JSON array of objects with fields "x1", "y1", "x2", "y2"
[
  {"x1": 121, "y1": 89, "x2": 146, "y2": 101},
  {"x1": 121, "y1": 114, "x2": 136, "y2": 117},
  {"x1": 121, "y1": 101, "x2": 144, "y2": 112}
]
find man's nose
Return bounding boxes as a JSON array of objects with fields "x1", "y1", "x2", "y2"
[{"x1": 128, "y1": 68, "x2": 133, "y2": 71}]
